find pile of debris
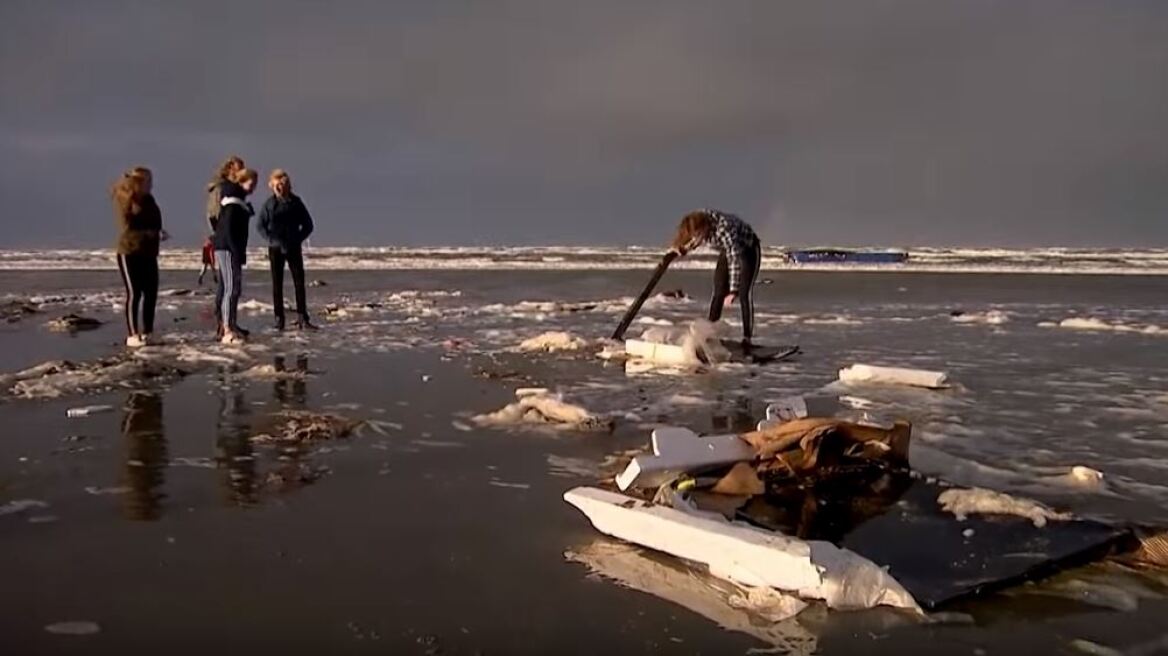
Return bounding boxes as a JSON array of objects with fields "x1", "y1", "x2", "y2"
[
  {"x1": 565, "y1": 396, "x2": 1168, "y2": 623},
  {"x1": 473, "y1": 388, "x2": 614, "y2": 432},
  {"x1": 250, "y1": 410, "x2": 364, "y2": 444}
]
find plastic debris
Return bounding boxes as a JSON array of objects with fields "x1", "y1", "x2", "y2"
[
  {"x1": 473, "y1": 390, "x2": 613, "y2": 432},
  {"x1": 517, "y1": 331, "x2": 590, "y2": 353},
  {"x1": 937, "y1": 487, "x2": 1072, "y2": 528},
  {"x1": 67, "y1": 405, "x2": 114, "y2": 418},
  {"x1": 838, "y1": 364, "x2": 949, "y2": 389}
]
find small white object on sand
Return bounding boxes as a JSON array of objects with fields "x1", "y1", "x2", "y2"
[
  {"x1": 838, "y1": 364, "x2": 948, "y2": 389},
  {"x1": 937, "y1": 487, "x2": 1072, "y2": 528},
  {"x1": 66, "y1": 405, "x2": 114, "y2": 418},
  {"x1": 473, "y1": 391, "x2": 611, "y2": 431},
  {"x1": 517, "y1": 331, "x2": 590, "y2": 353}
]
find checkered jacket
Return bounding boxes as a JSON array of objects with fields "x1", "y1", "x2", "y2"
[{"x1": 684, "y1": 209, "x2": 758, "y2": 293}]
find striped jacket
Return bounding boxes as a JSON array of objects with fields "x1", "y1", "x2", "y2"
[{"x1": 684, "y1": 209, "x2": 758, "y2": 293}]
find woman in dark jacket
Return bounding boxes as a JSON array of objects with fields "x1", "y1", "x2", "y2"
[
  {"x1": 112, "y1": 166, "x2": 168, "y2": 348},
  {"x1": 257, "y1": 169, "x2": 316, "y2": 331},
  {"x1": 212, "y1": 168, "x2": 258, "y2": 344}
]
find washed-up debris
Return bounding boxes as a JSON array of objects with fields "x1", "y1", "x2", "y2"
[
  {"x1": 44, "y1": 621, "x2": 101, "y2": 636},
  {"x1": 1126, "y1": 528, "x2": 1168, "y2": 568},
  {"x1": 937, "y1": 487, "x2": 1073, "y2": 528},
  {"x1": 0, "y1": 356, "x2": 187, "y2": 400},
  {"x1": 0, "y1": 499, "x2": 49, "y2": 516},
  {"x1": 624, "y1": 320, "x2": 729, "y2": 366},
  {"x1": 46, "y1": 314, "x2": 103, "y2": 332},
  {"x1": 308, "y1": 279, "x2": 328, "y2": 287},
  {"x1": 517, "y1": 331, "x2": 591, "y2": 353},
  {"x1": 250, "y1": 410, "x2": 363, "y2": 444},
  {"x1": 838, "y1": 364, "x2": 949, "y2": 389},
  {"x1": 239, "y1": 364, "x2": 308, "y2": 380},
  {"x1": 263, "y1": 462, "x2": 330, "y2": 491},
  {"x1": 473, "y1": 390, "x2": 613, "y2": 432},
  {"x1": 67, "y1": 405, "x2": 115, "y2": 418}
]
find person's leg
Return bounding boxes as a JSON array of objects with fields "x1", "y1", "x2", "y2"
[
  {"x1": 142, "y1": 256, "x2": 159, "y2": 336},
  {"x1": 227, "y1": 254, "x2": 243, "y2": 331},
  {"x1": 287, "y1": 248, "x2": 310, "y2": 324},
  {"x1": 707, "y1": 253, "x2": 729, "y2": 322},
  {"x1": 215, "y1": 251, "x2": 234, "y2": 334},
  {"x1": 116, "y1": 253, "x2": 138, "y2": 337},
  {"x1": 269, "y1": 248, "x2": 286, "y2": 328},
  {"x1": 738, "y1": 240, "x2": 762, "y2": 344}
]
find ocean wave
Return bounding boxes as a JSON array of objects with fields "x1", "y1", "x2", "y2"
[{"x1": 0, "y1": 246, "x2": 1166, "y2": 274}]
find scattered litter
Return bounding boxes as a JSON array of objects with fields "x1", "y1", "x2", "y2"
[
  {"x1": 517, "y1": 331, "x2": 590, "y2": 353},
  {"x1": 838, "y1": 364, "x2": 949, "y2": 389},
  {"x1": 473, "y1": 390, "x2": 613, "y2": 432},
  {"x1": 44, "y1": 621, "x2": 101, "y2": 636},
  {"x1": 0, "y1": 499, "x2": 49, "y2": 516},
  {"x1": 421, "y1": 374, "x2": 432, "y2": 383},
  {"x1": 46, "y1": 314, "x2": 103, "y2": 332},
  {"x1": 938, "y1": 487, "x2": 1072, "y2": 528},
  {"x1": 67, "y1": 405, "x2": 114, "y2": 418}
]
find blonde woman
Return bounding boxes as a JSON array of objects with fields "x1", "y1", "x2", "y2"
[
  {"x1": 257, "y1": 169, "x2": 316, "y2": 330},
  {"x1": 211, "y1": 168, "x2": 258, "y2": 344},
  {"x1": 112, "y1": 166, "x2": 168, "y2": 347},
  {"x1": 670, "y1": 208, "x2": 762, "y2": 346}
]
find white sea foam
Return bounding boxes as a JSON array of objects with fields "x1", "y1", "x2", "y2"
[
  {"x1": 2, "y1": 246, "x2": 1166, "y2": 274},
  {"x1": 950, "y1": 310, "x2": 1010, "y2": 325},
  {"x1": 1049, "y1": 317, "x2": 1165, "y2": 335}
]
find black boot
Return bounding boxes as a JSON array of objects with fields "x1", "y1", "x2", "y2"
[
  {"x1": 274, "y1": 316, "x2": 286, "y2": 332},
  {"x1": 296, "y1": 316, "x2": 319, "y2": 331}
]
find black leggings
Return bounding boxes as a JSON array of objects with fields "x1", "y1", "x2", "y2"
[
  {"x1": 117, "y1": 253, "x2": 159, "y2": 336},
  {"x1": 707, "y1": 239, "x2": 762, "y2": 341},
  {"x1": 269, "y1": 247, "x2": 309, "y2": 321}
]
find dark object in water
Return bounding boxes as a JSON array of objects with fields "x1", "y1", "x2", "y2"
[
  {"x1": 737, "y1": 470, "x2": 1131, "y2": 609},
  {"x1": 612, "y1": 251, "x2": 678, "y2": 340},
  {"x1": 718, "y1": 340, "x2": 799, "y2": 365},
  {"x1": 47, "y1": 313, "x2": 103, "y2": 332},
  {"x1": 658, "y1": 289, "x2": 688, "y2": 299},
  {"x1": 786, "y1": 248, "x2": 908, "y2": 265}
]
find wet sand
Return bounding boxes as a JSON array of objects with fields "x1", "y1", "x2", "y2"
[{"x1": 2, "y1": 269, "x2": 1167, "y2": 654}]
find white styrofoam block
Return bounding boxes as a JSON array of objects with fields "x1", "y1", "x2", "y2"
[
  {"x1": 564, "y1": 486, "x2": 920, "y2": 611},
  {"x1": 757, "y1": 396, "x2": 809, "y2": 429},
  {"x1": 838, "y1": 364, "x2": 948, "y2": 389},
  {"x1": 615, "y1": 427, "x2": 756, "y2": 491},
  {"x1": 624, "y1": 339, "x2": 692, "y2": 365}
]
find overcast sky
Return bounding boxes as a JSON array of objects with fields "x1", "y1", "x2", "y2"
[{"x1": 1, "y1": 0, "x2": 1165, "y2": 248}]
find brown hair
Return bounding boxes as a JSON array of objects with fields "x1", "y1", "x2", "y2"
[
  {"x1": 268, "y1": 168, "x2": 292, "y2": 195},
  {"x1": 235, "y1": 168, "x2": 259, "y2": 186},
  {"x1": 111, "y1": 166, "x2": 152, "y2": 218},
  {"x1": 216, "y1": 155, "x2": 245, "y2": 182},
  {"x1": 671, "y1": 210, "x2": 714, "y2": 251}
]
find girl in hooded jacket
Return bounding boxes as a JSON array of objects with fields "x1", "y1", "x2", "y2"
[
  {"x1": 212, "y1": 168, "x2": 258, "y2": 344},
  {"x1": 670, "y1": 208, "x2": 763, "y2": 347},
  {"x1": 112, "y1": 166, "x2": 168, "y2": 348}
]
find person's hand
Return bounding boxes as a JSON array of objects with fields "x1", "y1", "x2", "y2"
[
  {"x1": 724, "y1": 293, "x2": 738, "y2": 306},
  {"x1": 159, "y1": 229, "x2": 170, "y2": 242}
]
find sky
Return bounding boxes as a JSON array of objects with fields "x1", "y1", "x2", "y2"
[{"x1": 1, "y1": 0, "x2": 1166, "y2": 248}]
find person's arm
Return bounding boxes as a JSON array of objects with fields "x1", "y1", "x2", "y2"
[
  {"x1": 257, "y1": 198, "x2": 273, "y2": 242},
  {"x1": 298, "y1": 198, "x2": 314, "y2": 242}
]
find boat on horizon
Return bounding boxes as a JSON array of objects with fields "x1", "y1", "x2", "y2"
[{"x1": 785, "y1": 248, "x2": 910, "y2": 265}]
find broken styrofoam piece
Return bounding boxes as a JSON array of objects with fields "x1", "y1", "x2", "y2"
[
  {"x1": 564, "y1": 487, "x2": 920, "y2": 611},
  {"x1": 615, "y1": 426, "x2": 755, "y2": 491},
  {"x1": 838, "y1": 364, "x2": 948, "y2": 389},
  {"x1": 515, "y1": 387, "x2": 550, "y2": 398},
  {"x1": 625, "y1": 339, "x2": 692, "y2": 365},
  {"x1": 757, "y1": 396, "x2": 809, "y2": 430}
]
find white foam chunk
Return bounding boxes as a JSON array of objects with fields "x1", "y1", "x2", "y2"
[
  {"x1": 624, "y1": 339, "x2": 692, "y2": 365},
  {"x1": 838, "y1": 364, "x2": 948, "y2": 389},
  {"x1": 615, "y1": 427, "x2": 756, "y2": 491},
  {"x1": 564, "y1": 487, "x2": 920, "y2": 611}
]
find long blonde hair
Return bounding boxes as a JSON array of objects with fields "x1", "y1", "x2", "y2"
[
  {"x1": 671, "y1": 210, "x2": 714, "y2": 251},
  {"x1": 268, "y1": 169, "x2": 292, "y2": 196},
  {"x1": 111, "y1": 166, "x2": 152, "y2": 217}
]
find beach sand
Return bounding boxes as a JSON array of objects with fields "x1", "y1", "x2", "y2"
[{"x1": 2, "y1": 268, "x2": 1167, "y2": 653}]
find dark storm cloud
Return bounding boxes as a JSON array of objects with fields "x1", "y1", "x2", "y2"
[{"x1": 1, "y1": 0, "x2": 1166, "y2": 247}]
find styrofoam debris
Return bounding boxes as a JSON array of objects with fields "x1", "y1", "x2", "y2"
[
  {"x1": 564, "y1": 487, "x2": 920, "y2": 611},
  {"x1": 839, "y1": 364, "x2": 948, "y2": 389},
  {"x1": 517, "y1": 331, "x2": 590, "y2": 353},
  {"x1": 616, "y1": 426, "x2": 755, "y2": 491},
  {"x1": 473, "y1": 391, "x2": 612, "y2": 431}
]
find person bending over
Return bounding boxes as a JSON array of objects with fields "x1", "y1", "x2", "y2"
[{"x1": 670, "y1": 208, "x2": 762, "y2": 347}]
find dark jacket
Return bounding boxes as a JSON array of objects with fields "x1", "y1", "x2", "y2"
[
  {"x1": 211, "y1": 182, "x2": 253, "y2": 263},
  {"x1": 116, "y1": 194, "x2": 163, "y2": 257},
  {"x1": 257, "y1": 193, "x2": 314, "y2": 252}
]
